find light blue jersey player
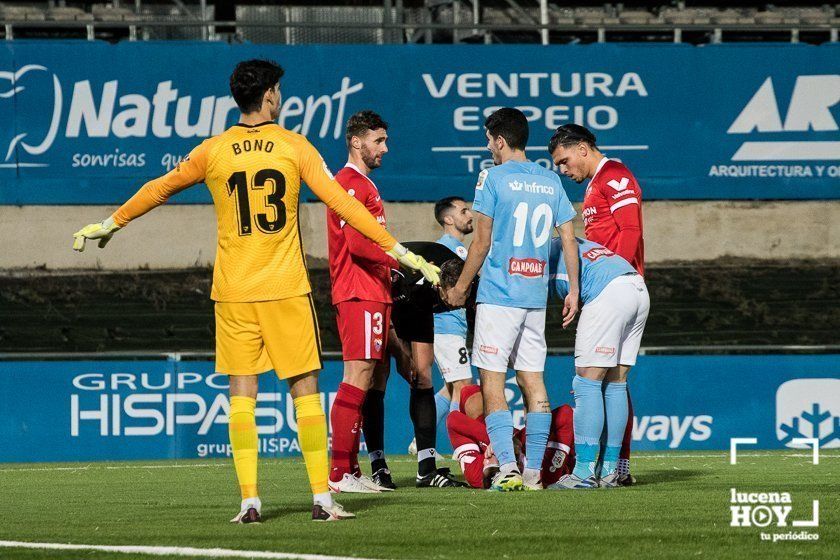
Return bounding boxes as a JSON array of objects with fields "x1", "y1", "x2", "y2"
[
  {"x1": 549, "y1": 236, "x2": 636, "y2": 304},
  {"x1": 428, "y1": 197, "x2": 475, "y2": 435},
  {"x1": 547, "y1": 236, "x2": 649, "y2": 490},
  {"x1": 445, "y1": 108, "x2": 581, "y2": 492}
]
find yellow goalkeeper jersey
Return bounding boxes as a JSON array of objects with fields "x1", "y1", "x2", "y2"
[{"x1": 112, "y1": 121, "x2": 396, "y2": 302}]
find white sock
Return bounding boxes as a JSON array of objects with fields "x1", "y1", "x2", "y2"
[
  {"x1": 241, "y1": 497, "x2": 261, "y2": 513},
  {"x1": 500, "y1": 462, "x2": 519, "y2": 475},
  {"x1": 523, "y1": 467, "x2": 541, "y2": 483},
  {"x1": 313, "y1": 492, "x2": 333, "y2": 507}
]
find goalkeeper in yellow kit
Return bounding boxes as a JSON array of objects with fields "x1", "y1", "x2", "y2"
[{"x1": 72, "y1": 60, "x2": 439, "y2": 523}]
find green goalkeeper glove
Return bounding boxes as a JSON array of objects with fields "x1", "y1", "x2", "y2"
[
  {"x1": 387, "y1": 242, "x2": 441, "y2": 286},
  {"x1": 72, "y1": 217, "x2": 121, "y2": 252}
]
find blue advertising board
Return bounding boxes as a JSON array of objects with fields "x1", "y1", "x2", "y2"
[
  {"x1": 1, "y1": 42, "x2": 838, "y2": 204},
  {"x1": 0, "y1": 355, "x2": 837, "y2": 463}
]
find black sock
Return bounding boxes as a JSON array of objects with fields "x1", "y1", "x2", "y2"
[
  {"x1": 363, "y1": 389, "x2": 387, "y2": 471},
  {"x1": 410, "y1": 387, "x2": 437, "y2": 476}
]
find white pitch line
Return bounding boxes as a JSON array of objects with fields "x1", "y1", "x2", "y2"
[
  {"x1": 0, "y1": 463, "x2": 230, "y2": 473},
  {"x1": 0, "y1": 541, "x2": 385, "y2": 560}
]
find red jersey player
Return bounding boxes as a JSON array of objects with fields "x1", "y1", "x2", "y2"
[
  {"x1": 447, "y1": 385, "x2": 577, "y2": 489},
  {"x1": 548, "y1": 124, "x2": 644, "y2": 276},
  {"x1": 327, "y1": 111, "x2": 399, "y2": 493},
  {"x1": 548, "y1": 124, "x2": 643, "y2": 486}
]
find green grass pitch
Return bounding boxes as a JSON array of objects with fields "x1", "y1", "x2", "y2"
[{"x1": 0, "y1": 451, "x2": 836, "y2": 560}]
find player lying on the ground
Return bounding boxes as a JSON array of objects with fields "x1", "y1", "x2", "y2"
[
  {"x1": 71, "y1": 60, "x2": 440, "y2": 523},
  {"x1": 548, "y1": 236, "x2": 649, "y2": 489},
  {"x1": 448, "y1": 383, "x2": 636, "y2": 489},
  {"x1": 447, "y1": 384, "x2": 574, "y2": 489}
]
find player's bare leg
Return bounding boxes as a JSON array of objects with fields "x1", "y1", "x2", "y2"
[
  {"x1": 601, "y1": 364, "x2": 635, "y2": 487},
  {"x1": 449, "y1": 379, "x2": 471, "y2": 414},
  {"x1": 287, "y1": 372, "x2": 355, "y2": 521},
  {"x1": 516, "y1": 370, "x2": 552, "y2": 490},
  {"x1": 228, "y1": 375, "x2": 262, "y2": 523},
  {"x1": 329, "y1": 360, "x2": 389, "y2": 493},
  {"x1": 480, "y1": 369, "x2": 523, "y2": 491}
]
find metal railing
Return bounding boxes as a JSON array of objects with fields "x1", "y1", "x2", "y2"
[{"x1": 2, "y1": 19, "x2": 838, "y2": 44}]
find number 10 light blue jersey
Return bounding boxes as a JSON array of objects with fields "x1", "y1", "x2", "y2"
[{"x1": 472, "y1": 160, "x2": 576, "y2": 309}]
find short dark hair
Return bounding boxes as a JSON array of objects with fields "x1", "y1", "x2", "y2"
[
  {"x1": 345, "y1": 110, "x2": 388, "y2": 147},
  {"x1": 484, "y1": 108, "x2": 529, "y2": 151},
  {"x1": 548, "y1": 124, "x2": 598, "y2": 154},
  {"x1": 229, "y1": 59, "x2": 284, "y2": 114},
  {"x1": 439, "y1": 259, "x2": 465, "y2": 292},
  {"x1": 434, "y1": 196, "x2": 466, "y2": 226}
]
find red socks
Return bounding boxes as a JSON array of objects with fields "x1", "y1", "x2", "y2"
[{"x1": 329, "y1": 382, "x2": 367, "y2": 483}]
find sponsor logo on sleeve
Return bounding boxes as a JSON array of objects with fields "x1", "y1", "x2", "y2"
[{"x1": 475, "y1": 169, "x2": 489, "y2": 190}]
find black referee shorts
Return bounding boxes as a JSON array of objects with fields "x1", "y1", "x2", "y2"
[{"x1": 391, "y1": 299, "x2": 434, "y2": 344}]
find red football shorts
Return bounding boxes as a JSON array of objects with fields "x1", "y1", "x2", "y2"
[{"x1": 335, "y1": 300, "x2": 391, "y2": 362}]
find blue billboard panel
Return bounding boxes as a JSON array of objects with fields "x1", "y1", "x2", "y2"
[
  {"x1": 0, "y1": 355, "x2": 837, "y2": 462},
  {"x1": 1, "y1": 42, "x2": 838, "y2": 204}
]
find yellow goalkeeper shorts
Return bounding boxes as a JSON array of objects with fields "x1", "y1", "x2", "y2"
[{"x1": 215, "y1": 295, "x2": 322, "y2": 379}]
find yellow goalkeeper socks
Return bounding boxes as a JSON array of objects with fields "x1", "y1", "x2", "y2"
[
  {"x1": 293, "y1": 393, "x2": 331, "y2": 505},
  {"x1": 229, "y1": 396, "x2": 259, "y2": 500}
]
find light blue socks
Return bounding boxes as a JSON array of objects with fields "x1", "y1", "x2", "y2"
[
  {"x1": 525, "y1": 412, "x2": 552, "y2": 470},
  {"x1": 434, "y1": 391, "x2": 450, "y2": 427},
  {"x1": 485, "y1": 409, "x2": 516, "y2": 470},
  {"x1": 603, "y1": 381, "x2": 628, "y2": 475},
  {"x1": 572, "y1": 375, "x2": 604, "y2": 479}
]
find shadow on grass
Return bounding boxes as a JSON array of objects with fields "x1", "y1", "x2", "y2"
[
  {"x1": 261, "y1": 496, "x2": 391, "y2": 521},
  {"x1": 633, "y1": 468, "x2": 706, "y2": 486}
]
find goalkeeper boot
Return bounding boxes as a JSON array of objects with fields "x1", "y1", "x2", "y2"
[
  {"x1": 312, "y1": 501, "x2": 356, "y2": 521},
  {"x1": 230, "y1": 498, "x2": 262, "y2": 524},
  {"x1": 547, "y1": 473, "x2": 599, "y2": 490},
  {"x1": 416, "y1": 467, "x2": 469, "y2": 488},
  {"x1": 488, "y1": 470, "x2": 524, "y2": 492},
  {"x1": 371, "y1": 467, "x2": 397, "y2": 490}
]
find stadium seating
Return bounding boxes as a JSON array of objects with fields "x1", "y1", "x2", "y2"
[
  {"x1": 46, "y1": 7, "x2": 93, "y2": 22},
  {"x1": 1, "y1": 2, "x2": 838, "y2": 43},
  {"x1": 91, "y1": 4, "x2": 135, "y2": 22}
]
